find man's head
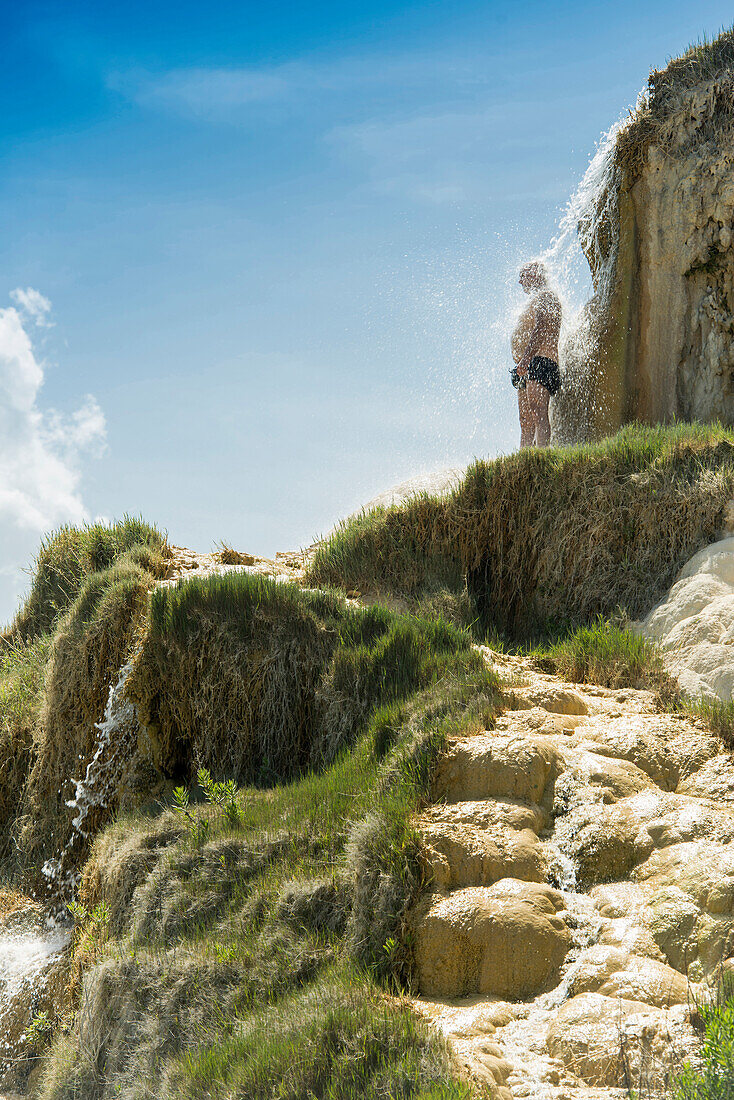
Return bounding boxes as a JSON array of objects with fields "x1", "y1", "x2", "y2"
[{"x1": 519, "y1": 260, "x2": 547, "y2": 294}]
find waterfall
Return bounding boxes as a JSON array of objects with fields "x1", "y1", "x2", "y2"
[
  {"x1": 67, "y1": 662, "x2": 138, "y2": 838},
  {"x1": 536, "y1": 104, "x2": 646, "y2": 443},
  {"x1": 0, "y1": 916, "x2": 69, "y2": 1080},
  {"x1": 543, "y1": 122, "x2": 624, "y2": 443},
  {"x1": 43, "y1": 661, "x2": 140, "y2": 899},
  {"x1": 545, "y1": 119, "x2": 626, "y2": 308}
]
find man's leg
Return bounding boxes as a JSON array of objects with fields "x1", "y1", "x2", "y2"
[
  {"x1": 527, "y1": 381, "x2": 550, "y2": 446},
  {"x1": 518, "y1": 387, "x2": 536, "y2": 447}
]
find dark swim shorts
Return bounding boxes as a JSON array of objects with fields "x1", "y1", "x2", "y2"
[{"x1": 528, "y1": 356, "x2": 561, "y2": 395}]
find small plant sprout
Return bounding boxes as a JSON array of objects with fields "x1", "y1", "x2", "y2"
[{"x1": 198, "y1": 767, "x2": 243, "y2": 826}]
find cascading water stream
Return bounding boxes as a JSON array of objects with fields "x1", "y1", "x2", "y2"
[
  {"x1": 541, "y1": 120, "x2": 628, "y2": 443},
  {"x1": 544, "y1": 118, "x2": 627, "y2": 311},
  {"x1": 0, "y1": 662, "x2": 144, "y2": 1082},
  {"x1": 43, "y1": 661, "x2": 141, "y2": 901}
]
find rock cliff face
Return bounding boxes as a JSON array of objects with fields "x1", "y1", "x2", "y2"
[{"x1": 557, "y1": 47, "x2": 734, "y2": 440}]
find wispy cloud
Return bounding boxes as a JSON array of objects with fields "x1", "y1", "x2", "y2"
[
  {"x1": 126, "y1": 67, "x2": 291, "y2": 116},
  {"x1": 111, "y1": 53, "x2": 491, "y2": 121},
  {"x1": 0, "y1": 291, "x2": 106, "y2": 622},
  {"x1": 328, "y1": 106, "x2": 503, "y2": 203},
  {"x1": 10, "y1": 286, "x2": 54, "y2": 327},
  {"x1": 111, "y1": 51, "x2": 560, "y2": 204}
]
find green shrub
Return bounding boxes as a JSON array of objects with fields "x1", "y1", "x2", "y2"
[{"x1": 674, "y1": 992, "x2": 734, "y2": 1098}]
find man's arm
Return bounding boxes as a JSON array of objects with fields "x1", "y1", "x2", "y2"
[{"x1": 517, "y1": 293, "x2": 560, "y2": 374}]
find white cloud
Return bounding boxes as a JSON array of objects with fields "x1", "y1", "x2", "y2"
[
  {"x1": 129, "y1": 67, "x2": 291, "y2": 115},
  {"x1": 0, "y1": 293, "x2": 106, "y2": 624},
  {"x1": 10, "y1": 286, "x2": 54, "y2": 327}
]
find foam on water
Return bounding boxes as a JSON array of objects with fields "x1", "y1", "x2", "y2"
[{"x1": 0, "y1": 919, "x2": 70, "y2": 1076}]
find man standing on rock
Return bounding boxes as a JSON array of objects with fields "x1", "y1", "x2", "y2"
[{"x1": 510, "y1": 261, "x2": 562, "y2": 447}]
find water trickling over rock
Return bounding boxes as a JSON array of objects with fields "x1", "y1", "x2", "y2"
[{"x1": 43, "y1": 662, "x2": 140, "y2": 900}]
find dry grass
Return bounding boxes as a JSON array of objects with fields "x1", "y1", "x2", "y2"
[
  {"x1": 19, "y1": 548, "x2": 166, "y2": 869},
  {"x1": 307, "y1": 424, "x2": 734, "y2": 640},
  {"x1": 216, "y1": 543, "x2": 254, "y2": 566},
  {"x1": 616, "y1": 25, "x2": 734, "y2": 181}
]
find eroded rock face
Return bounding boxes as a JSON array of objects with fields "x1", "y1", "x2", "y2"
[
  {"x1": 411, "y1": 656, "x2": 724, "y2": 1098},
  {"x1": 557, "y1": 73, "x2": 734, "y2": 439}
]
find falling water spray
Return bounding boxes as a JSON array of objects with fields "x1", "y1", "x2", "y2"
[{"x1": 43, "y1": 661, "x2": 141, "y2": 902}]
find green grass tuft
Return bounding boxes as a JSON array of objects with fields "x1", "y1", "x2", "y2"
[
  {"x1": 6, "y1": 516, "x2": 167, "y2": 642},
  {"x1": 535, "y1": 617, "x2": 672, "y2": 692},
  {"x1": 679, "y1": 695, "x2": 734, "y2": 751},
  {"x1": 173, "y1": 970, "x2": 471, "y2": 1100}
]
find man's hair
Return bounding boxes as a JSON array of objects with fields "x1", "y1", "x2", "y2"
[{"x1": 519, "y1": 260, "x2": 547, "y2": 287}]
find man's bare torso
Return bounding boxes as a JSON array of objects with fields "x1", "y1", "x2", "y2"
[{"x1": 511, "y1": 289, "x2": 561, "y2": 364}]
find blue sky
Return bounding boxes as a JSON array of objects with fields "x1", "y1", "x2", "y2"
[{"x1": 1, "y1": 0, "x2": 733, "y2": 621}]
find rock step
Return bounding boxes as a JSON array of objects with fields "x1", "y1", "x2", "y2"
[
  {"x1": 411, "y1": 654, "x2": 732, "y2": 1097},
  {"x1": 413, "y1": 880, "x2": 572, "y2": 999},
  {"x1": 419, "y1": 818, "x2": 548, "y2": 891},
  {"x1": 431, "y1": 731, "x2": 663, "y2": 807}
]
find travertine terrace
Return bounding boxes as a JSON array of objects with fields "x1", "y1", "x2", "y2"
[{"x1": 411, "y1": 651, "x2": 733, "y2": 1098}]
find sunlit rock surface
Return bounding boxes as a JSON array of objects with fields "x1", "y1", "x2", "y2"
[
  {"x1": 641, "y1": 534, "x2": 734, "y2": 700},
  {"x1": 555, "y1": 69, "x2": 734, "y2": 440},
  {"x1": 411, "y1": 653, "x2": 724, "y2": 1098}
]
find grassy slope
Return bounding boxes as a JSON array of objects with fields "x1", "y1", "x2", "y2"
[
  {"x1": 307, "y1": 423, "x2": 734, "y2": 639},
  {"x1": 22, "y1": 568, "x2": 500, "y2": 1099},
  {"x1": 7, "y1": 424, "x2": 734, "y2": 1095}
]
